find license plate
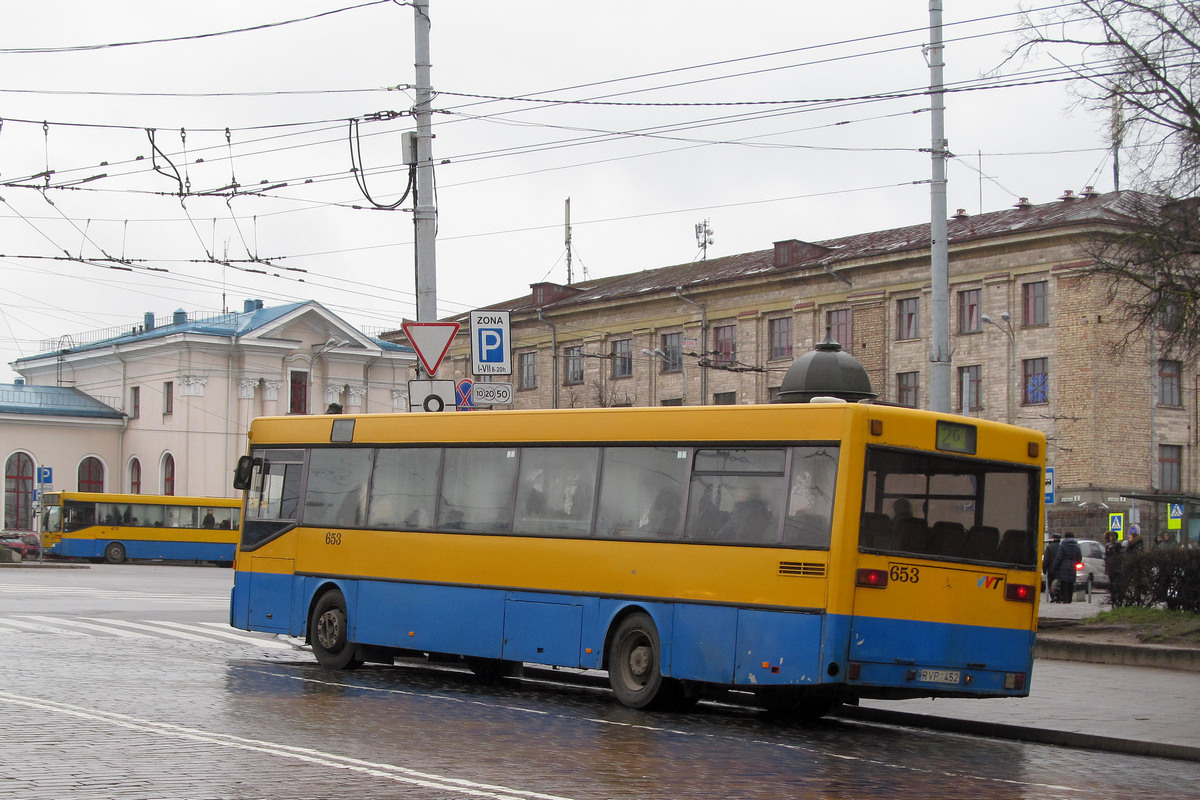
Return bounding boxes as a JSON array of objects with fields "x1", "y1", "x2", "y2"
[{"x1": 918, "y1": 669, "x2": 961, "y2": 684}]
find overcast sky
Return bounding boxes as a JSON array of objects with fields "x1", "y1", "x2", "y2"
[{"x1": 0, "y1": 1, "x2": 1111, "y2": 381}]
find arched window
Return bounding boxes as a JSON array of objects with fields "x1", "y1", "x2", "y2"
[
  {"x1": 4, "y1": 452, "x2": 34, "y2": 530},
  {"x1": 162, "y1": 454, "x2": 175, "y2": 496},
  {"x1": 78, "y1": 457, "x2": 104, "y2": 493},
  {"x1": 129, "y1": 458, "x2": 142, "y2": 494}
]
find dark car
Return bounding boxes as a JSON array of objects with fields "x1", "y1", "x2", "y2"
[{"x1": 0, "y1": 532, "x2": 39, "y2": 560}]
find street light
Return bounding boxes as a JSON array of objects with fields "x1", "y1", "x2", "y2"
[
  {"x1": 981, "y1": 311, "x2": 1015, "y2": 424},
  {"x1": 642, "y1": 348, "x2": 686, "y2": 405}
]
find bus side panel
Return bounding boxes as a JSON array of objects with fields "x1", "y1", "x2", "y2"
[
  {"x1": 352, "y1": 581, "x2": 507, "y2": 658},
  {"x1": 670, "y1": 604, "x2": 738, "y2": 683},
  {"x1": 502, "y1": 598, "x2": 583, "y2": 665},
  {"x1": 232, "y1": 559, "x2": 295, "y2": 634},
  {"x1": 122, "y1": 539, "x2": 235, "y2": 562},
  {"x1": 733, "y1": 609, "x2": 824, "y2": 686},
  {"x1": 56, "y1": 537, "x2": 100, "y2": 559}
]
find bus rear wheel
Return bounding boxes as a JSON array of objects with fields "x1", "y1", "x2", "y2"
[
  {"x1": 103, "y1": 542, "x2": 127, "y2": 564},
  {"x1": 310, "y1": 588, "x2": 362, "y2": 670},
  {"x1": 607, "y1": 612, "x2": 671, "y2": 709}
]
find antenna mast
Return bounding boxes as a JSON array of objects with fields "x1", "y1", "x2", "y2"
[
  {"x1": 694, "y1": 218, "x2": 713, "y2": 261},
  {"x1": 565, "y1": 197, "x2": 573, "y2": 285}
]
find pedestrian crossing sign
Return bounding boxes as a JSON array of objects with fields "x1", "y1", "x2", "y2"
[
  {"x1": 1109, "y1": 513, "x2": 1124, "y2": 536},
  {"x1": 1168, "y1": 503, "x2": 1184, "y2": 531}
]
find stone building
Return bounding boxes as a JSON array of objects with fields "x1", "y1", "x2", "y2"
[
  {"x1": 419, "y1": 190, "x2": 1198, "y2": 544},
  {"x1": 3, "y1": 300, "x2": 415, "y2": 532}
]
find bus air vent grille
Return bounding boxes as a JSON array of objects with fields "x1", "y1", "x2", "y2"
[{"x1": 778, "y1": 562, "x2": 826, "y2": 577}]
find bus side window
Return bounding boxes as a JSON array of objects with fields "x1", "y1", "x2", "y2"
[
  {"x1": 368, "y1": 448, "x2": 440, "y2": 530},
  {"x1": 439, "y1": 447, "x2": 517, "y2": 532},
  {"x1": 304, "y1": 448, "x2": 372, "y2": 528},
  {"x1": 596, "y1": 447, "x2": 688, "y2": 539}
]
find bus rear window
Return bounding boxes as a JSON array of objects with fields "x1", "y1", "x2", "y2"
[{"x1": 859, "y1": 447, "x2": 1038, "y2": 568}]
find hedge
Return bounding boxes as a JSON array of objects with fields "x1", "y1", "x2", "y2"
[{"x1": 1107, "y1": 549, "x2": 1200, "y2": 612}]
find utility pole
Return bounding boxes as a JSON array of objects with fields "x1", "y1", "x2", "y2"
[
  {"x1": 928, "y1": 1, "x2": 951, "y2": 413},
  {"x1": 565, "y1": 197, "x2": 573, "y2": 285},
  {"x1": 413, "y1": 0, "x2": 437, "y2": 323}
]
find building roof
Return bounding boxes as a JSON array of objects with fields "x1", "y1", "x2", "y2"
[
  {"x1": 485, "y1": 189, "x2": 1154, "y2": 315},
  {"x1": 14, "y1": 300, "x2": 410, "y2": 364},
  {"x1": 0, "y1": 384, "x2": 124, "y2": 419}
]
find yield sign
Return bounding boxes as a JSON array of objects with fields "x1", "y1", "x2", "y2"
[{"x1": 401, "y1": 321, "x2": 460, "y2": 375}]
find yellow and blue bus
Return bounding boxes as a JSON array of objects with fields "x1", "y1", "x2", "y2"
[
  {"x1": 41, "y1": 492, "x2": 240, "y2": 565},
  {"x1": 230, "y1": 403, "x2": 1044, "y2": 714}
]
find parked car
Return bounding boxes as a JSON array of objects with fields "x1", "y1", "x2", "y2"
[
  {"x1": 0, "y1": 532, "x2": 39, "y2": 560},
  {"x1": 1042, "y1": 537, "x2": 1109, "y2": 594}
]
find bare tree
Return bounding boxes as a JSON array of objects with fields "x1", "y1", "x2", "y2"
[
  {"x1": 1015, "y1": 2, "x2": 1200, "y2": 358},
  {"x1": 1017, "y1": 0, "x2": 1200, "y2": 195}
]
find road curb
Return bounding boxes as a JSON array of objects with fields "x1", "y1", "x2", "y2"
[
  {"x1": 838, "y1": 705, "x2": 1200, "y2": 762},
  {"x1": 1036, "y1": 635, "x2": 1200, "y2": 673}
]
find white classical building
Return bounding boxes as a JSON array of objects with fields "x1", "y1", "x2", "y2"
[{"x1": 2, "y1": 299, "x2": 415, "y2": 532}]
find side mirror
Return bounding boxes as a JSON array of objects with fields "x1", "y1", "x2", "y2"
[{"x1": 233, "y1": 455, "x2": 259, "y2": 491}]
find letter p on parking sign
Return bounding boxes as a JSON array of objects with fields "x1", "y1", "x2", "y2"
[{"x1": 470, "y1": 309, "x2": 511, "y2": 376}]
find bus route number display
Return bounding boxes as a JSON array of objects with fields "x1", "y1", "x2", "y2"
[{"x1": 935, "y1": 420, "x2": 977, "y2": 454}]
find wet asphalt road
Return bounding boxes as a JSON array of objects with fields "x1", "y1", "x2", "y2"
[{"x1": 2, "y1": 564, "x2": 1196, "y2": 799}]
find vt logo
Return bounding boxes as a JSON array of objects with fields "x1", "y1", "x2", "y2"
[{"x1": 977, "y1": 575, "x2": 1002, "y2": 590}]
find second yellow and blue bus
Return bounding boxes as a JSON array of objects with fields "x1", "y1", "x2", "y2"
[
  {"x1": 230, "y1": 402, "x2": 1044, "y2": 714},
  {"x1": 41, "y1": 492, "x2": 241, "y2": 565}
]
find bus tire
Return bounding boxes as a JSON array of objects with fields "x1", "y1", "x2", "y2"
[
  {"x1": 103, "y1": 542, "x2": 127, "y2": 564},
  {"x1": 607, "y1": 611, "x2": 668, "y2": 709},
  {"x1": 310, "y1": 588, "x2": 362, "y2": 670}
]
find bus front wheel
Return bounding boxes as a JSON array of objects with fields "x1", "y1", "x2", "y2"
[
  {"x1": 607, "y1": 612, "x2": 669, "y2": 709},
  {"x1": 103, "y1": 542, "x2": 126, "y2": 564},
  {"x1": 310, "y1": 589, "x2": 363, "y2": 670}
]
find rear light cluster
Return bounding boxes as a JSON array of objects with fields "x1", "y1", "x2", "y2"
[
  {"x1": 1005, "y1": 583, "x2": 1035, "y2": 603},
  {"x1": 855, "y1": 568, "x2": 888, "y2": 588},
  {"x1": 1004, "y1": 672, "x2": 1026, "y2": 691}
]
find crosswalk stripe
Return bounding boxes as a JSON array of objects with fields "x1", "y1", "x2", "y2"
[
  {"x1": 0, "y1": 618, "x2": 90, "y2": 637},
  {"x1": 156, "y1": 620, "x2": 295, "y2": 649},
  {"x1": 22, "y1": 615, "x2": 151, "y2": 638}
]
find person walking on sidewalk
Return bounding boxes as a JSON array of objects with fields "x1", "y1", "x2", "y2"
[
  {"x1": 1050, "y1": 534, "x2": 1082, "y2": 603},
  {"x1": 1043, "y1": 534, "x2": 1062, "y2": 601}
]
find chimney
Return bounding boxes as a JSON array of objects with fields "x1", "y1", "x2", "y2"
[
  {"x1": 1059, "y1": 189, "x2": 1077, "y2": 201},
  {"x1": 173, "y1": 308, "x2": 187, "y2": 326},
  {"x1": 1013, "y1": 197, "x2": 1032, "y2": 209},
  {"x1": 952, "y1": 208, "x2": 969, "y2": 220},
  {"x1": 143, "y1": 312, "x2": 155, "y2": 332},
  {"x1": 244, "y1": 299, "x2": 255, "y2": 313},
  {"x1": 1080, "y1": 185, "x2": 1099, "y2": 198}
]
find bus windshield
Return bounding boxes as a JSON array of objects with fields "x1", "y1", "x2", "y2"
[{"x1": 858, "y1": 446, "x2": 1039, "y2": 568}]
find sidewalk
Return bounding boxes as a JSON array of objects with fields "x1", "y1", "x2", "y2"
[{"x1": 842, "y1": 593, "x2": 1200, "y2": 762}]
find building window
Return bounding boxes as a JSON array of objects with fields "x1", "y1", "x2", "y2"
[
  {"x1": 768, "y1": 317, "x2": 793, "y2": 360},
  {"x1": 958, "y1": 365, "x2": 981, "y2": 413},
  {"x1": 564, "y1": 345, "x2": 584, "y2": 385},
  {"x1": 1022, "y1": 281, "x2": 1048, "y2": 326},
  {"x1": 712, "y1": 391, "x2": 737, "y2": 405},
  {"x1": 129, "y1": 459, "x2": 141, "y2": 494},
  {"x1": 897, "y1": 297, "x2": 919, "y2": 340},
  {"x1": 289, "y1": 371, "x2": 308, "y2": 414},
  {"x1": 518, "y1": 352, "x2": 537, "y2": 390},
  {"x1": 713, "y1": 324, "x2": 736, "y2": 366},
  {"x1": 162, "y1": 454, "x2": 175, "y2": 496},
  {"x1": 660, "y1": 332, "x2": 682, "y2": 372},
  {"x1": 660, "y1": 397, "x2": 684, "y2": 406},
  {"x1": 1022, "y1": 357, "x2": 1049, "y2": 405},
  {"x1": 958, "y1": 289, "x2": 981, "y2": 333},
  {"x1": 3, "y1": 452, "x2": 33, "y2": 531},
  {"x1": 897, "y1": 371, "x2": 919, "y2": 408},
  {"x1": 611, "y1": 339, "x2": 632, "y2": 379},
  {"x1": 826, "y1": 309, "x2": 851, "y2": 350},
  {"x1": 78, "y1": 457, "x2": 104, "y2": 493},
  {"x1": 1159, "y1": 359, "x2": 1182, "y2": 407},
  {"x1": 162, "y1": 381, "x2": 173, "y2": 415},
  {"x1": 129, "y1": 386, "x2": 140, "y2": 419},
  {"x1": 1159, "y1": 444, "x2": 1182, "y2": 492}
]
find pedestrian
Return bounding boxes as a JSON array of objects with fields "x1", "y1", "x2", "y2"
[
  {"x1": 1043, "y1": 534, "x2": 1062, "y2": 602},
  {"x1": 1127, "y1": 531, "x2": 1145, "y2": 553},
  {"x1": 1160, "y1": 531, "x2": 1180, "y2": 550},
  {"x1": 1049, "y1": 534, "x2": 1082, "y2": 603},
  {"x1": 1103, "y1": 531, "x2": 1123, "y2": 569},
  {"x1": 1153, "y1": 534, "x2": 1163, "y2": 549}
]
